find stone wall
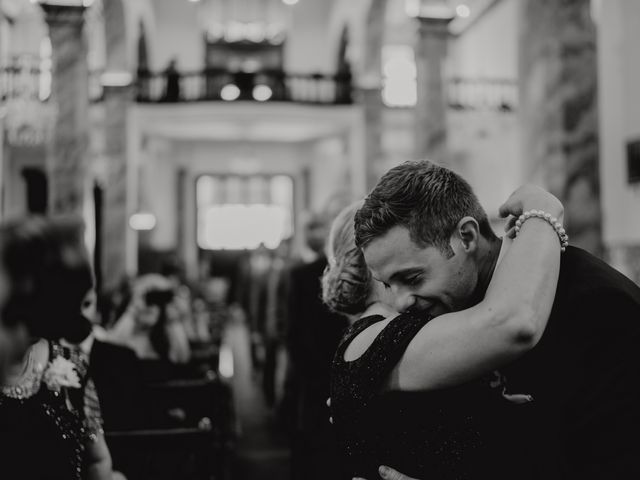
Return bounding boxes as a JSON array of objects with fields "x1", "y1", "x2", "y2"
[{"x1": 519, "y1": 0, "x2": 602, "y2": 256}]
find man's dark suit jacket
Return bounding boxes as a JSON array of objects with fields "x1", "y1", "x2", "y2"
[
  {"x1": 504, "y1": 246, "x2": 640, "y2": 479},
  {"x1": 287, "y1": 255, "x2": 348, "y2": 431},
  {"x1": 287, "y1": 255, "x2": 348, "y2": 480}
]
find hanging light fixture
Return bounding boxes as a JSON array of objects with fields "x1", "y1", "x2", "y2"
[{"x1": 405, "y1": 0, "x2": 455, "y2": 19}]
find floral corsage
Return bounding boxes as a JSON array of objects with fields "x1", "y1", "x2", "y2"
[{"x1": 43, "y1": 357, "x2": 81, "y2": 392}]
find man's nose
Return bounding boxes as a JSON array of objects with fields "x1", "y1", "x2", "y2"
[{"x1": 393, "y1": 289, "x2": 415, "y2": 313}]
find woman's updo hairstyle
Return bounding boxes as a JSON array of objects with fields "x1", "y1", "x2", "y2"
[
  {"x1": 322, "y1": 201, "x2": 371, "y2": 316},
  {"x1": 0, "y1": 215, "x2": 94, "y2": 341}
]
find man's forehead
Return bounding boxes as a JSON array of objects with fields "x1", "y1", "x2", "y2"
[{"x1": 363, "y1": 227, "x2": 425, "y2": 274}]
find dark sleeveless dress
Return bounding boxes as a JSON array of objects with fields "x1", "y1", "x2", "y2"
[
  {"x1": 331, "y1": 314, "x2": 522, "y2": 480},
  {"x1": 0, "y1": 341, "x2": 104, "y2": 480}
]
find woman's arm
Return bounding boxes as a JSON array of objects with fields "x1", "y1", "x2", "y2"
[
  {"x1": 394, "y1": 185, "x2": 563, "y2": 390},
  {"x1": 84, "y1": 432, "x2": 113, "y2": 480}
]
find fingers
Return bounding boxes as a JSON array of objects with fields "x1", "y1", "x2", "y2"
[
  {"x1": 378, "y1": 465, "x2": 418, "y2": 480},
  {"x1": 504, "y1": 215, "x2": 518, "y2": 239},
  {"x1": 498, "y1": 194, "x2": 522, "y2": 219}
]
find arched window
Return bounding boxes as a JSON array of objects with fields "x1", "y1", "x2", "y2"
[
  {"x1": 197, "y1": 174, "x2": 294, "y2": 250},
  {"x1": 381, "y1": 44, "x2": 417, "y2": 107}
]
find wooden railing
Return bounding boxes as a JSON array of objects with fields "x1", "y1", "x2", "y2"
[
  {"x1": 447, "y1": 77, "x2": 518, "y2": 112},
  {"x1": 135, "y1": 68, "x2": 354, "y2": 105},
  {"x1": 1, "y1": 60, "x2": 516, "y2": 112},
  {"x1": 0, "y1": 58, "x2": 104, "y2": 103}
]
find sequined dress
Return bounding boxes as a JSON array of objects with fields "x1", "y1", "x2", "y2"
[
  {"x1": 0, "y1": 341, "x2": 104, "y2": 480},
  {"x1": 331, "y1": 314, "x2": 515, "y2": 480}
]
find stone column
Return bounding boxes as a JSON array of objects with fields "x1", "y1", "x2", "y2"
[
  {"x1": 519, "y1": 0, "x2": 602, "y2": 255},
  {"x1": 359, "y1": 85, "x2": 386, "y2": 190},
  {"x1": 99, "y1": 0, "x2": 134, "y2": 289},
  {"x1": 102, "y1": 83, "x2": 132, "y2": 289},
  {"x1": 360, "y1": 0, "x2": 387, "y2": 190},
  {"x1": 41, "y1": 4, "x2": 90, "y2": 216},
  {"x1": 414, "y1": 14, "x2": 453, "y2": 164}
]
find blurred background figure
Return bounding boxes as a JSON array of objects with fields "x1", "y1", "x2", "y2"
[
  {"x1": 162, "y1": 57, "x2": 180, "y2": 102},
  {"x1": 286, "y1": 213, "x2": 348, "y2": 480},
  {"x1": 261, "y1": 237, "x2": 294, "y2": 409},
  {"x1": 0, "y1": 216, "x2": 115, "y2": 480},
  {"x1": 106, "y1": 274, "x2": 191, "y2": 365}
]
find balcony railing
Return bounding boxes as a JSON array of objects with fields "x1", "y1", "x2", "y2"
[
  {"x1": 0, "y1": 60, "x2": 104, "y2": 104},
  {"x1": 135, "y1": 68, "x2": 354, "y2": 105},
  {"x1": 1, "y1": 61, "x2": 516, "y2": 112},
  {"x1": 447, "y1": 77, "x2": 518, "y2": 112},
  {"x1": 0, "y1": 58, "x2": 46, "y2": 103}
]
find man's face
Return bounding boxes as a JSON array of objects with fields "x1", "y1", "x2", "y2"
[{"x1": 363, "y1": 226, "x2": 479, "y2": 317}]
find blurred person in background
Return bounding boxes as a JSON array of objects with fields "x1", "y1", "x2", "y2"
[
  {"x1": 287, "y1": 213, "x2": 348, "y2": 480},
  {"x1": 106, "y1": 274, "x2": 191, "y2": 364},
  {"x1": 262, "y1": 237, "x2": 294, "y2": 409},
  {"x1": 0, "y1": 216, "x2": 116, "y2": 480},
  {"x1": 0, "y1": 260, "x2": 24, "y2": 382}
]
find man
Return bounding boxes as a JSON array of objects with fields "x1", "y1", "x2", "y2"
[
  {"x1": 287, "y1": 214, "x2": 348, "y2": 480},
  {"x1": 353, "y1": 161, "x2": 640, "y2": 479}
]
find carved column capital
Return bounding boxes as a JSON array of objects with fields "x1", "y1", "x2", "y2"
[{"x1": 40, "y1": 3, "x2": 86, "y2": 27}]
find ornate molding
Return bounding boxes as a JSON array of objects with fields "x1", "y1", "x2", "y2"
[{"x1": 40, "y1": 4, "x2": 86, "y2": 26}]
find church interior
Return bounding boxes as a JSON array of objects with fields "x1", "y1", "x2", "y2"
[{"x1": 0, "y1": 0, "x2": 639, "y2": 479}]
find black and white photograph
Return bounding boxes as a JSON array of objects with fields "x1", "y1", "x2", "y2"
[{"x1": 0, "y1": 0, "x2": 639, "y2": 479}]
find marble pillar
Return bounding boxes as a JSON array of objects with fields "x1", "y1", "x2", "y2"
[
  {"x1": 519, "y1": 0, "x2": 602, "y2": 255},
  {"x1": 414, "y1": 15, "x2": 452, "y2": 164},
  {"x1": 102, "y1": 84, "x2": 132, "y2": 289},
  {"x1": 100, "y1": 0, "x2": 133, "y2": 289},
  {"x1": 42, "y1": 4, "x2": 90, "y2": 216},
  {"x1": 360, "y1": 86, "x2": 386, "y2": 190},
  {"x1": 361, "y1": 0, "x2": 387, "y2": 191}
]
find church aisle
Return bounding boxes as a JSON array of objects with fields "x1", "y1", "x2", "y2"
[{"x1": 224, "y1": 314, "x2": 291, "y2": 480}]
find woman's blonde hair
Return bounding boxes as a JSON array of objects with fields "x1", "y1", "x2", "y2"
[{"x1": 322, "y1": 201, "x2": 371, "y2": 316}]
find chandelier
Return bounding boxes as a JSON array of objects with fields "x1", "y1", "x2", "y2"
[
  {"x1": 198, "y1": 0, "x2": 293, "y2": 44},
  {"x1": 1, "y1": 55, "x2": 56, "y2": 147}
]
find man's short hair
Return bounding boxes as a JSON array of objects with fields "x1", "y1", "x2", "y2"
[{"x1": 354, "y1": 160, "x2": 496, "y2": 255}]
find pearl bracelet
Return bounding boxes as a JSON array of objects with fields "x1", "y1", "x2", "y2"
[{"x1": 514, "y1": 210, "x2": 569, "y2": 252}]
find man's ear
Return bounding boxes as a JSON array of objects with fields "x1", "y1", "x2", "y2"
[{"x1": 450, "y1": 216, "x2": 480, "y2": 253}]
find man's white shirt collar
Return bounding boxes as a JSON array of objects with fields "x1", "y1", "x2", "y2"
[{"x1": 496, "y1": 236, "x2": 511, "y2": 267}]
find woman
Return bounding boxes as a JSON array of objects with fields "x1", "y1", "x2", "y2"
[
  {"x1": 0, "y1": 216, "x2": 115, "y2": 480},
  {"x1": 323, "y1": 186, "x2": 563, "y2": 480},
  {"x1": 106, "y1": 274, "x2": 191, "y2": 365}
]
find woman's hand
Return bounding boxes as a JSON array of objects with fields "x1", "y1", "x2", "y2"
[
  {"x1": 499, "y1": 185, "x2": 564, "y2": 238},
  {"x1": 353, "y1": 465, "x2": 420, "y2": 480},
  {"x1": 84, "y1": 433, "x2": 114, "y2": 480}
]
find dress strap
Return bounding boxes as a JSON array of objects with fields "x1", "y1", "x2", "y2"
[
  {"x1": 333, "y1": 313, "x2": 432, "y2": 407},
  {"x1": 334, "y1": 315, "x2": 387, "y2": 364}
]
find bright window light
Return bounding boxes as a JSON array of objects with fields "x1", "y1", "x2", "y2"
[
  {"x1": 129, "y1": 212, "x2": 157, "y2": 231},
  {"x1": 282, "y1": 0, "x2": 298, "y2": 5},
  {"x1": 199, "y1": 204, "x2": 288, "y2": 250},
  {"x1": 252, "y1": 85, "x2": 272, "y2": 102},
  {"x1": 218, "y1": 344, "x2": 234, "y2": 378},
  {"x1": 456, "y1": 4, "x2": 471, "y2": 18},
  {"x1": 39, "y1": 37, "x2": 52, "y2": 101},
  {"x1": 404, "y1": 0, "x2": 420, "y2": 17},
  {"x1": 197, "y1": 175, "x2": 294, "y2": 250},
  {"x1": 382, "y1": 45, "x2": 417, "y2": 107},
  {"x1": 220, "y1": 84, "x2": 241, "y2": 101}
]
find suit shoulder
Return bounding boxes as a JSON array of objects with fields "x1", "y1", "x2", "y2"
[{"x1": 560, "y1": 246, "x2": 640, "y2": 300}]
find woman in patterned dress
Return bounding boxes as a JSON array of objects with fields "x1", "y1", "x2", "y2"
[{"x1": 0, "y1": 216, "x2": 115, "y2": 480}]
